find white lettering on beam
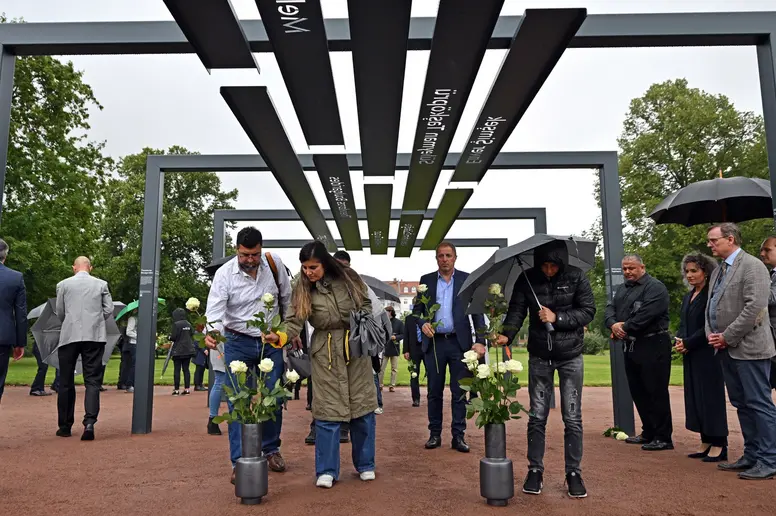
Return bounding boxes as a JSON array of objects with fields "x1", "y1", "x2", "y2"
[{"x1": 275, "y1": 0, "x2": 310, "y2": 33}]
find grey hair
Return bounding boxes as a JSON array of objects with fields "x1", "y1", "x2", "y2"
[
  {"x1": 709, "y1": 222, "x2": 742, "y2": 246},
  {"x1": 0, "y1": 238, "x2": 7, "y2": 262},
  {"x1": 681, "y1": 252, "x2": 718, "y2": 289},
  {"x1": 622, "y1": 253, "x2": 643, "y2": 264}
]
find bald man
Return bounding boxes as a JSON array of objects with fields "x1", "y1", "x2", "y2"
[
  {"x1": 55, "y1": 256, "x2": 113, "y2": 440},
  {"x1": 759, "y1": 237, "x2": 776, "y2": 389}
]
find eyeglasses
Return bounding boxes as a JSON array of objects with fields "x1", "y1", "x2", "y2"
[
  {"x1": 707, "y1": 236, "x2": 729, "y2": 245},
  {"x1": 237, "y1": 252, "x2": 261, "y2": 259}
]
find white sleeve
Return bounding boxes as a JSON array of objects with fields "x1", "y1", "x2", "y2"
[{"x1": 205, "y1": 269, "x2": 229, "y2": 335}]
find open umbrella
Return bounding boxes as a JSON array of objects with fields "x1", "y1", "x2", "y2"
[
  {"x1": 32, "y1": 299, "x2": 122, "y2": 375},
  {"x1": 28, "y1": 300, "x2": 126, "y2": 320},
  {"x1": 458, "y1": 234, "x2": 596, "y2": 315},
  {"x1": 116, "y1": 298, "x2": 165, "y2": 321},
  {"x1": 648, "y1": 176, "x2": 771, "y2": 226},
  {"x1": 361, "y1": 275, "x2": 400, "y2": 302}
]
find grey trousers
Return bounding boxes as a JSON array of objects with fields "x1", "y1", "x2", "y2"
[{"x1": 527, "y1": 354, "x2": 584, "y2": 474}]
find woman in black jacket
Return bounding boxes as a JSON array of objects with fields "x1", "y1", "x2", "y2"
[
  {"x1": 675, "y1": 253, "x2": 728, "y2": 461},
  {"x1": 170, "y1": 308, "x2": 197, "y2": 396}
]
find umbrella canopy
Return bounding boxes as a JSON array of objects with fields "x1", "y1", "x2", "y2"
[
  {"x1": 458, "y1": 234, "x2": 597, "y2": 315},
  {"x1": 116, "y1": 298, "x2": 165, "y2": 321},
  {"x1": 361, "y1": 275, "x2": 400, "y2": 302},
  {"x1": 28, "y1": 300, "x2": 126, "y2": 320},
  {"x1": 205, "y1": 255, "x2": 234, "y2": 276},
  {"x1": 32, "y1": 299, "x2": 122, "y2": 375},
  {"x1": 648, "y1": 176, "x2": 772, "y2": 227}
]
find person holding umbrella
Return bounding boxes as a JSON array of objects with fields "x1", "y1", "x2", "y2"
[
  {"x1": 495, "y1": 240, "x2": 595, "y2": 498},
  {"x1": 168, "y1": 308, "x2": 196, "y2": 396}
]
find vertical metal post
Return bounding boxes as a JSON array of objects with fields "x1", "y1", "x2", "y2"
[
  {"x1": 131, "y1": 157, "x2": 165, "y2": 434},
  {"x1": 212, "y1": 212, "x2": 225, "y2": 261},
  {"x1": 0, "y1": 46, "x2": 16, "y2": 225},
  {"x1": 757, "y1": 34, "x2": 776, "y2": 227},
  {"x1": 534, "y1": 212, "x2": 548, "y2": 234},
  {"x1": 599, "y1": 154, "x2": 634, "y2": 435}
]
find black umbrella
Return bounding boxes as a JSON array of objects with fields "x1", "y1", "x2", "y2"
[
  {"x1": 361, "y1": 275, "x2": 400, "y2": 302},
  {"x1": 649, "y1": 176, "x2": 771, "y2": 226},
  {"x1": 458, "y1": 234, "x2": 597, "y2": 316},
  {"x1": 205, "y1": 255, "x2": 235, "y2": 276},
  {"x1": 28, "y1": 300, "x2": 126, "y2": 320}
]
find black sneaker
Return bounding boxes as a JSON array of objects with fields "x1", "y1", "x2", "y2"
[
  {"x1": 522, "y1": 469, "x2": 543, "y2": 495},
  {"x1": 566, "y1": 471, "x2": 587, "y2": 498},
  {"x1": 207, "y1": 417, "x2": 222, "y2": 435},
  {"x1": 305, "y1": 429, "x2": 316, "y2": 445}
]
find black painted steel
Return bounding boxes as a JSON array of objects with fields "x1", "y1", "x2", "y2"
[
  {"x1": 220, "y1": 86, "x2": 337, "y2": 251},
  {"x1": 364, "y1": 184, "x2": 393, "y2": 255},
  {"x1": 162, "y1": 0, "x2": 257, "y2": 70},
  {"x1": 420, "y1": 189, "x2": 474, "y2": 251},
  {"x1": 313, "y1": 154, "x2": 361, "y2": 250},
  {"x1": 255, "y1": 0, "x2": 343, "y2": 145},
  {"x1": 395, "y1": 213, "x2": 425, "y2": 258}
]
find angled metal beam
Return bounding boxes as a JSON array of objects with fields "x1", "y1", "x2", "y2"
[
  {"x1": 451, "y1": 8, "x2": 586, "y2": 183},
  {"x1": 260, "y1": 238, "x2": 509, "y2": 251},
  {"x1": 420, "y1": 189, "x2": 474, "y2": 251},
  {"x1": 313, "y1": 154, "x2": 361, "y2": 250},
  {"x1": 3, "y1": 12, "x2": 776, "y2": 56},
  {"x1": 365, "y1": 184, "x2": 392, "y2": 255},
  {"x1": 220, "y1": 86, "x2": 337, "y2": 251},
  {"x1": 396, "y1": 0, "x2": 505, "y2": 258},
  {"x1": 757, "y1": 34, "x2": 776, "y2": 228},
  {"x1": 255, "y1": 0, "x2": 343, "y2": 145},
  {"x1": 0, "y1": 46, "x2": 15, "y2": 225},
  {"x1": 162, "y1": 0, "x2": 258, "y2": 69}
]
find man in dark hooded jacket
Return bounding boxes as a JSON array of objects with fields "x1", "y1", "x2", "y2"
[
  {"x1": 169, "y1": 308, "x2": 197, "y2": 395},
  {"x1": 498, "y1": 240, "x2": 595, "y2": 499}
]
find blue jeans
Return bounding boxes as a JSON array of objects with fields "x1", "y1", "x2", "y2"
[
  {"x1": 374, "y1": 372, "x2": 383, "y2": 408},
  {"x1": 721, "y1": 351, "x2": 776, "y2": 468},
  {"x1": 315, "y1": 412, "x2": 376, "y2": 479},
  {"x1": 208, "y1": 370, "x2": 225, "y2": 418},
  {"x1": 224, "y1": 332, "x2": 284, "y2": 466},
  {"x1": 425, "y1": 339, "x2": 468, "y2": 438}
]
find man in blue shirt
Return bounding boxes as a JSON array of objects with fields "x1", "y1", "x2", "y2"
[{"x1": 413, "y1": 242, "x2": 484, "y2": 452}]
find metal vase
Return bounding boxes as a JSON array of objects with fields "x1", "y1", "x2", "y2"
[
  {"x1": 479, "y1": 423, "x2": 514, "y2": 507},
  {"x1": 235, "y1": 423, "x2": 268, "y2": 505}
]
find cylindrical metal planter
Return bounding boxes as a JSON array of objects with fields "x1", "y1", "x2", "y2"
[
  {"x1": 479, "y1": 423, "x2": 514, "y2": 507},
  {"x1": 235, "y1": 423, "x2": 268, "y2": 505}
]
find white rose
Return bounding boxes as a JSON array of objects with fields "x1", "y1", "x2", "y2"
[
  {"x1": 285, "y1": 369, "x2": 300, "y2": 384},
  {"x1": 615, "y1": 432, "x2": 629, "y2": 441},
  {"x1": 261, "y1": 293, "x2": 275, "y2": 304},
  {"x1": 488, "y1": 283, "x2": 502, "y2": 296},
  {"x1": 417, "y1": 284, "x2": 428, "y2": 293},
  {"x1": 492, "y1": 362, "x2": 507, "y2": 374},
  {"x1": 259, "y1": 358, "x2": 274, "y2": 373},
  {"x1": 185, "y1": 297, "x2": 200, "y2": 311},
  {"x1": 462, "y1": 350, "x2": 479, "y2": 364},
  {"x1": 476, "y1": 364, "x2": 491, "y2": 379},
  {"x1": 504, "y1": 359, "x2": 523, "y2": 374},
  {"x1": 229, "y1": 360, "x2": 248, "y2": 374},
  {"x1": 467, "y1": 362, "x2": 478, "y2": 372},
  {"x1": 411, "y1": 372, "x2": 418, "y2": 379}
]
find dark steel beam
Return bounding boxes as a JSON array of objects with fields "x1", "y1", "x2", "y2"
[
  {"x1": 394, "y1": 213, "x2": 424, "y2": 258},
  {"x1": 213, "y1": 207, "x2": 547, "y2": 221},
  {"x1": 262, "y1": 238, "x2": 509, "y2": 249},
  {"x1": 396, "y1": 0, "x2": 505, "y2": 257},
  {"x1": 0, "y1": 46, "x2": 15, "y2": 224},
  {"x1": 420, "y1": 189, "x2": 474, "y2": 251},
  {"x1": 313, "y1": 154, "x2": 361, "y2": 250},
  {"x1": 255, "y1": 0, "x2": 343, "y2": 145},
  {"x1": 221, "y1": 86, "x2": 337, "y2": 251},
  {"x1": 162, "y1": 0, "x2": 258, "y2": 70},
  {"x1": 364, "y1": 184, "x2": 392, "y2": 255},
  {"x1": 757, "y1": 34, "x2": 776, "y2": 229},
  {"x1": 451, "y1": 8, "x2": 586, "y2": 183},
  {"x1": 3, "y1": 12, "x2": 776, "y2": 55}
]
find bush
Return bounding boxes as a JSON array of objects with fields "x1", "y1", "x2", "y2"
[{"x1": 582, "y1": 330, "x2": 608, "y2": 355}]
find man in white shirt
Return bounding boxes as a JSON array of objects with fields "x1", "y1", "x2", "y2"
[{"x1": 205, "y1": 227, "x2": 292, "y2": 481}]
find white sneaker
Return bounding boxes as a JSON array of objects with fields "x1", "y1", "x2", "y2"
[
  {"x1": 374, "y1": 407, "x2": 384, "y2": 415},
  {"x1": 316, "y1": 474, "x2": 334, "y2": 488},
  {"x1": 359, "y1": 471, "x2": 376, "y2": 481}
]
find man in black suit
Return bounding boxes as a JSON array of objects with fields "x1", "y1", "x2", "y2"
[
  {"x1": 413, "y1": 241, "x2": 485, "y2": 453},
  {"x1": 402, "y1": 307, "x2": 423, "y2": 407},
  {"x1": 0, "y1": 238, "x2": 27, "y2": 404}
]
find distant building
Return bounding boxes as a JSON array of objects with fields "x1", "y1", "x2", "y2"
[{"x1": 384, "y1": 280, "x2": 420, "y2": 315}]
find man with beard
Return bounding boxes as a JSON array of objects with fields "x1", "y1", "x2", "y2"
[{"x1": 759, "y1": 236, "x2": 776, "y2": 389}]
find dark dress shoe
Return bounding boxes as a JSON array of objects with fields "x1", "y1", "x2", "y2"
[
  {"x1": 425, "y1": 435, "x2": 442, "y2": 449},
  {"x1": 305, "y1": 429, "x2": 316, "y2": 445},
  {"x1": 230, "y1": 469, "x2": 236, "y2": 485},
  {"x1": 738, "y1": 463, "x2": 776, "y2": 480},
  {"x1": 30, "y1": 390, "x2": 52, "y2": 397},
  {"x1": 194, "y1": 386, "x2": 207, "y2": 392},
  {"x1": 451, "y1": 436, "x2": 470, "y2": 453},
  {"x1": 267, "y1": 453, "x2": 286, "y2": 472},
  {"x1": 207, "y1": 417, "x2": 222, "y2": 435},
  {"x1": 56, "y1": 428, "x2": 72, "y2": 438},
  {"x1": 702, "y1": 447, "x2": 728, "y2": 463},
  {"x1": 688, "y1": 446, "x2": 711, "y2": 459},
  {"x1": 412, "y1": 400, "x2": 420, "y2": 407},
  {"x1": 719, "y1": 456, "x2": 757, "y2": 472},
  {"x1": 339, "y1": 430, "x2": 350, "y2": 443},
  {"x1": 642, "y1": 440, "x2": 674, "y2": 451},
  {"x1": 81, "y1": 424, "x2": 95, "y2": 441},
  {"x1": 625, "y1": 434, "x2": 650, "y2": 445},
  {"x1": 305, "y1": 404, "x2": 312, "y2": 411},
  {"x1": 99, "y1": 387, "x2": 107, "y2": 392}
]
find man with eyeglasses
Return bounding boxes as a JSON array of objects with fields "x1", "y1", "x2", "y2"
[
  {"x1": 758, "y1": 236, "x2": 776, "y2": 390},
  {"x1": 204, "y1": 227, "x2": 292, "y2": 483}
]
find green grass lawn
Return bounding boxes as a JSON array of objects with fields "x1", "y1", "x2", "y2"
[{"x1": 5, "y1": 348, "x2": 684, "y2": 387}]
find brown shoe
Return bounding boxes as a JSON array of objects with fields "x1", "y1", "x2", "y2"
[
  {"x1": 389, "y1": 386, "x2": 395, "y2": 393},
  {"x1": 267, "y1": 453, "x2": 286, "y2": 472},
  {"x1": 230, "y1": 469, "x2": 236, "y2": 484}
]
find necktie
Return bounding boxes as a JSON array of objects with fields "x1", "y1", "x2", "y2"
[{"x1": 715, "y1": 262, "x2": 728, "y2": 288}]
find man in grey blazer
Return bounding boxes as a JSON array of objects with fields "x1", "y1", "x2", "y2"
[
  {"x1": 759, "y1": 236, "x2": 776, "y2": 389},
  {"x1": 55, "y1": 256, "x2": 114, "y2": 440},
  {"x1": 706, "y1": 223, "x2": 776, "y2": 480}
]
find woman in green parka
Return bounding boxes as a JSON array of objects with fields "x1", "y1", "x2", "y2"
[{"x1": 273, "y1": 241, "x2": 377, "y2": 488}]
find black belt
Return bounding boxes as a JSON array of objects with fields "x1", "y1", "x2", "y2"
[
  {"x1": 629, "y1": 330, "x2": 669, "y2": 341},
  {"x1": 224, "y1": 327, "x2": 259, "y2": 339},
  {"x1": 436, "y1": 332, "x2": 457, "y2": 340}
]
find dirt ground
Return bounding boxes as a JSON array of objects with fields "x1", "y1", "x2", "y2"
[{"x1": 0, "y1": 385, "x2": 774, "y2": 516}]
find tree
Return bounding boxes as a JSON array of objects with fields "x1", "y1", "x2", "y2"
[
  {"x1": 589, "y1": 79, "x2": 771, "y2": 330},
  {"x1": 96, "y1": 147, "x2": 238, "y2": 317},
  {"x1": 1, "y1": 16, "x2": 112, "y2": 307}
]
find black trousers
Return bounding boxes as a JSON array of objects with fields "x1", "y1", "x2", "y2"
[
  {"x1": 0, "y1": 347, "x2": 10, "y2": 403},
  {"x1": 120, "y1": 344, "x2": 136, "y2": 388},
  {"x1": 624, "y1": 333, "x2": 673, "y2": 442},
  {"x1": 193, "y1": 364, "x2": 207, "y2": 388},
  {"x1": 307, "y1": 376, "x2": 313, "y2": 405},
  {"x1": 173, "y1": 357, "x2": 192, "y2": 390},
  {"x1": 409, "y1": 355, "x2": 425, "y2": 403},
  {"x1": 57, "y1": 341, "x2": 104, "y2": 429},
  {"x1": 30, "y1": 342, "x2": 50, "y2": 392}
]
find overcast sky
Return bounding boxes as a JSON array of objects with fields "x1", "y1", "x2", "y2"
[{"x1": 2, "y1": 0, "x2": 772, "y2": 282}]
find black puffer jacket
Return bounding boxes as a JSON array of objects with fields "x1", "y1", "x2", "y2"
[
  {"x1": 503, "y1": 242, "x2": 596, "y2": 361},
  {"x1": 170, "y1": 308, "x2": 197, "y2": 358}
]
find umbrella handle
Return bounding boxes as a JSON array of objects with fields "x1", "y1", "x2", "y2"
[{"x1": 544, "y1": 322, "x2": 555, "y2": 333}]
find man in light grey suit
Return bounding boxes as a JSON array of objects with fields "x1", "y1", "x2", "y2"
[
  {"x1": 55, "y1": 256, "x2": 113, "y2": 441},
  {"x1": 706, "y1": 223, "x2": 776, "y2": 480},
  {"x1": 759, "y1": 236, "x2": 776, "y2": 389}
]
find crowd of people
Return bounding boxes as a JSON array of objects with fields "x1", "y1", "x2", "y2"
[{"x1": 1, "y1": 219, "x2": 776, "y2": 497}]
